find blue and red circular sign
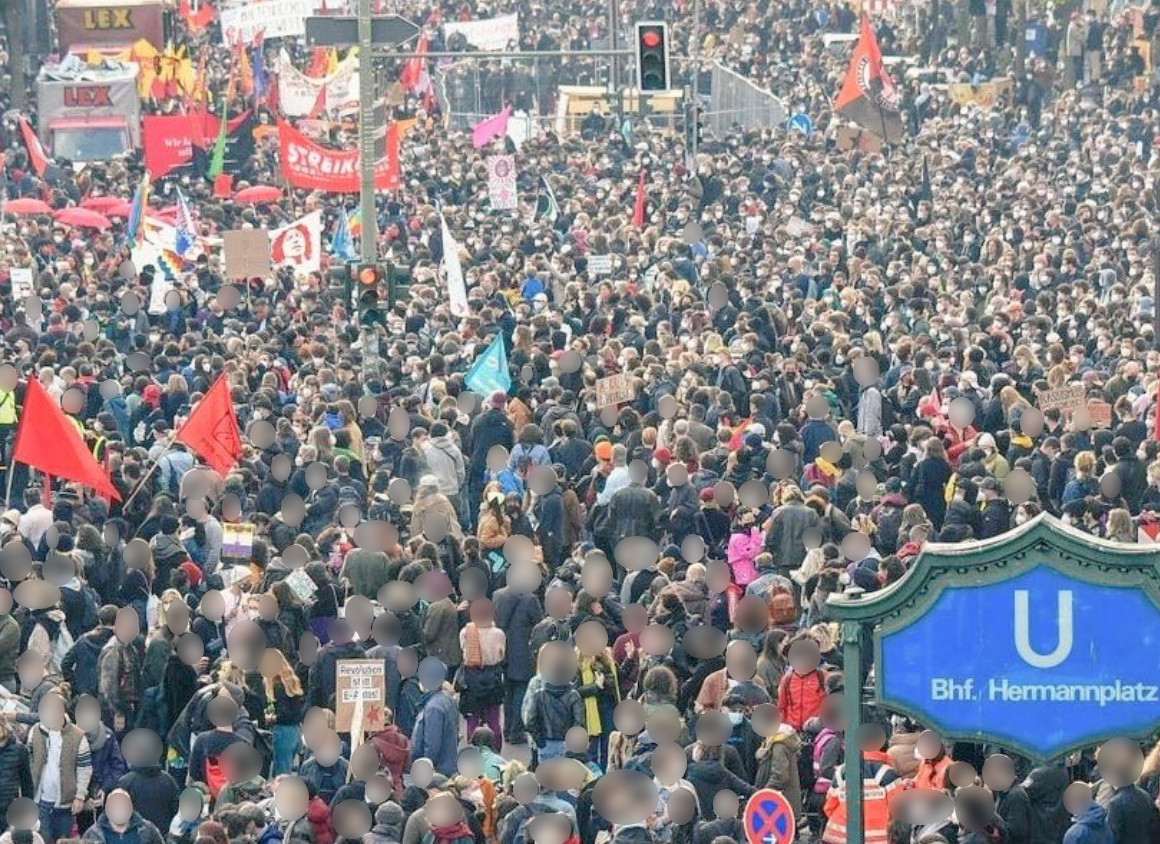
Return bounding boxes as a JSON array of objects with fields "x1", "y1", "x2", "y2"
[{"x1": 743, "y1": 788, "x2": 795, "y2": 844}]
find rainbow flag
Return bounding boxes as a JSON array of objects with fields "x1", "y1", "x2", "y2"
[
  {"x1": 347, "y1": 207, "x2": 362, "y2": 237},
  {"x1": 126, "y1": 172, "x2": 150, "y2": 248},
  {"x1": 159, "y1": 248, "x2": 186, "y2": 281}
]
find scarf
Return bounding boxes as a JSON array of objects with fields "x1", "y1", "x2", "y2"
[
  {"x1": 814, "y1": 457, "x2": 840, "y2": 478},
  {"x1": 580, "y1": 656, "x2": 618, "y2": 736},
  {"x1": 462, "y1": 623, "x2": 483, "y2": 669},
  {"x1": 429, "y1": 820, "x2": 473, "y2": 844}
]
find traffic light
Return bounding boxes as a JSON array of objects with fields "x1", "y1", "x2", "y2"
[
  {"x1": 635, "y1": 22, "x2": 670, "y2": 92},
  {"x1": 357, "y1": 264, "x2": 385, "y2": 326},
  {"x1": 357, "y1": 264, "x2": 383, "y2": 288}
]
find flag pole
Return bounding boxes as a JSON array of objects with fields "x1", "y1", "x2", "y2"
[{"x1": 121, "y1": 431, "x2": 179, "y2": 512}]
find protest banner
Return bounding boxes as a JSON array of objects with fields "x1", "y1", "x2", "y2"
[
  {"x1": 142, "y1": 115, "x2": 195, "y2": 177},
  {"x1": 222, "y1": 522, "x2": 256, "y2": 559},
  {"x1": 219, "y1": 0, "x2": 313, "y2": 43},
  {"x1": 9, "y1": 268, "x2": 34, "y2": 300},
  {"x1": 1036, "y1": 384, "x2": 1086, "y2": 412},
  {"x1": 270, "y1": 211, "x2": 323, "y2": 277},
  {"x1": 1087, "y1": 399, "x2": 1113, "y2": 429},
  {"x1": 335, "y1": 659, "x2": 387, "y2": 734},
  {"x1": 276, "y1": 49, "x2": 360, "y2": 117},
  {"x1": 947, "y1": 77, "x2": 1014, "y2": 109},
  {"x1": 277, "y1": 120, "x2": 399, "y2": 192},
  {"x1": 443, "y1": 13, "x2": 519, "y2": 51},
  {"x1": 487, "y1": 155, "x2": 518, "y2": 210},
  {"x1": 596, "y1": 373, "x2": 636, "y2": 408},
  {"x1": 223, "y1": 229, "x2": 272, "y2": 280}
]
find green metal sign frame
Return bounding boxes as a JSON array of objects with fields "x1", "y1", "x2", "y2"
[{"x1": 827, "y1": 513, "x2": 1160, "y2": 844}]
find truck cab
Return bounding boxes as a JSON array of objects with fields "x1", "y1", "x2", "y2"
[{"x1": 36, "y1": 57, "x2": 142, "y2": 163}]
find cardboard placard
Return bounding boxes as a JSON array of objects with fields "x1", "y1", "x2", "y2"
[
  {"x1": 222, "y1": 522, "x2": 256, "y2": 560},
  {"x1": 596, "y1": 373, "x2": 636, "y2": 408},
  {"x1": 335, "y1": 659, "x2": 387, "y2": 734},
  {"x1": 1087, "y1": 400, "x2": 1112, "y2": 429},
  {"x1": 285, "y1": 568, "x2": 317, "y2": 602},
  {"x1": 222, "y1": 229, "x2": 272, "y2": 281},
  {"x1": 587, "y1": 254, "x2": 613, "y2": 278},
  {"x1": 1036, "y1": 384, "x2": 1086, "y2": 412},
  {"x1": 9, "y1": 267, "x2": 34, "y2": 299}
]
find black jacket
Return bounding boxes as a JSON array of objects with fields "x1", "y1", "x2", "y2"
[
  {"x1": 116, "y1": 765, "x2": 180, "y2": 833},
  {"x1": 979, "y1": 498, "x2": 1012, "y2": 540},
  {"x1": 1023, "y1": 765, "x2": 1071, "y2": 844},
  {"x1": 996, "y1": 784, "x2": 1033, "y2": 844},
  {"x1": 62, "y1": 627, "x2": 116, "y2": 698},
  {"x1": 684, "y1": 760, "x2": 755, "y2": 818},
  {"x1": 533, "y1": 488, "x2": 566, "y2": 571},
  {"x1": 527, "y1": 682, "x2": 584, "y2": 743},
  {"x1": 1113, "y1": 456, "x2": 1149, "y2": 514},
  {"x1": 606, "y1": 484, "x2": 663, "y2": 543},
  {"x1": 0, "y1": 735, "x2": 33, "y2": 820},
  {"x1": 493, "y1": 588, "x2": 543, "y2": 682},
  {"x1": 468, "y1": 409, "x2": 515, "y2": 476},
  {"x1": 307, "y1": 640, "x2": 367, "y2": 710}
]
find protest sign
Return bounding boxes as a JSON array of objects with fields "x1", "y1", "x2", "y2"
[
  {"x1": 487, "y1": 155, "x2": 518, "y2": 210},
  {"x1": 335, "y1": 660, "x2": 387, "y2": 734},
  {"x1": 9, "y1": 268, "x2": 34, "y2": 299},
  {"x1": 443, "y1": 13, "x2": 519, "y2": 51},
  {"x1": 948, "y1": 77, "x2": 1014, "y2": 109},
  {"x1": 1087, "y1": 400, "x2": 1113, "y2": 429},
  {"x1": 1036, "y1": 384, "x2": 1086, "y2": 412},
  {"x1": 277, "y1": 120, "x2": 399, "y2": 192},
  {"x1": 220, "y1": 0, "x2": 313, "y2": 43},
  {"x1": 596, "y1": 373, "x2": 636, "y2": 408},
  {"x1": 223, "y1": 229, "x2": 272, "y2": 280},
  {"x1": 587, "y1": 254, "x2": 613, "y2": 278},
  {"x1": 285, "y1": 569, "x2": 318, "y2": 602},
  {"x1": 222, "y1": 522, "x2": 256, "y2": 559}
]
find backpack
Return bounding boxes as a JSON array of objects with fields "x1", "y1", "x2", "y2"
[
  {"x1": 811, "y1": 727, "x2": 842, "y2": 794},
  {"x1": 879, "y1": 390, "x2": 898, "y2": 429},
  {"x1": 205, "y1": 756, "x2": 228, "y2": 799}
]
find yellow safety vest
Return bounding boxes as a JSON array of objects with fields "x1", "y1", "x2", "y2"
[{"x1": 0, "y1": 390, "x2": 17, "y2": 426}]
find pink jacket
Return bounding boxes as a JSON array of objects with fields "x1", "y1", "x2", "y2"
[{"x1": 727, "y1": 527, "x2": 763, "y2": 587}]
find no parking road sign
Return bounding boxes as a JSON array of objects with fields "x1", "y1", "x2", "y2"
[{"x1": 743, "y1": 788, "x2": 795, "y2": 844}]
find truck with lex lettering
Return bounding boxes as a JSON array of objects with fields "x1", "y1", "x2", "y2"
[{"x1": 36, "y1": 59, "x2": 141, "y2": 163}]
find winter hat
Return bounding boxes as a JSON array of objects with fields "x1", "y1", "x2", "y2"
[
  {"x1": 595, "y1": 441, "x2": 614, "y2": 461},
  {"x1": 653, "y1": 448, "x2": 673, "y2": 464},
  {"x1": 490, "y1": 391, "x2": 507, "y2": 409},
  {"x1": 179, "y1": 561, "x2": 203, "y2": 588}
]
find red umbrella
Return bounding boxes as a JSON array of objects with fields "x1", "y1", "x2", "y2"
[
  {"x1": 105, "y1": 200, "x2": 134, "y2": 218},
  {"x1": 147, "y1": 207, "x2": 177, "y2": 222},
  {"x1": 53, "y1": 207, "x2": 113, "y2": 230},
  {"x1": 3, "y1": 198, "x2": 53, "y2": 216},
  {"x1": 80, "y1": 196, "x2": 125, "y2": 212},
  {"x1": 234, "y1": 185, "x2": 282, "y2": 204}
]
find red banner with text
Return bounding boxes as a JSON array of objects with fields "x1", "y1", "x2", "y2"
[
  {"x1": 277, "y1": 120, "x2": 399, "y2": 193},
  {"x1": 142, "y1": 115, "x2": 195, "y2": 178}
]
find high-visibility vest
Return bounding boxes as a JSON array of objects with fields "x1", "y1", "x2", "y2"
[{"x1": 0, "y1": 390, "x2": 17, "y2": 426}]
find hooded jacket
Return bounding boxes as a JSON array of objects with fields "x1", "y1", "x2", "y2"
[
  {"x1": 527, "y1": 682, "x2": 585, "y2": 743},
  {"x1": 116, "y1": 765, "x2": 179, "y2": 833},
  {"x1": 363, "y1": 801, "x2": 405, "y2": 844},
  {"x1": 1063, "y1": 803, "x2": 1114, "y2": 844},
  {"x1": 756, "y1": 727, "x2": 803, "y2": 816}
]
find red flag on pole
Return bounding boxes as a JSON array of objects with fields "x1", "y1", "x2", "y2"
[
  {"x1": 19, "y1": 117, "x2": 50, "y2": 177},
  {"x1": 833, "y1": 16, "x2": 905, "y2": 142},
  {"x1": 12, "y1": 378, "x2": 119, "y2": 500},
  {"x1": 1154, "y1": 378, "x2": 1160, "y2": 442},
  {"x1": 632, "y1": 168, "x2": 647, "y2": 228},
  {"x1": 175, "y1": 375, "x2": 242, "y2": 476}
]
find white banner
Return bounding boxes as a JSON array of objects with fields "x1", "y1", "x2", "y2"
[
  {"x1": 276, "y1": 49, "x2": 360, "y2": 117},
  {"x1": 487, "y1": 155, "x2": 517, "y2": 210},
  {"x1": 270, "y1": 211, "x2": 323, "y2": 277},
  {"x1": 441, "y1": 214, "x2": 468, "y2": 317},
  {"x1": 220, "y1": 0, "x2": 314, "y2": 44},
  {"x1": 443, "y1": 13, "x2": 519, "y2": 51}
]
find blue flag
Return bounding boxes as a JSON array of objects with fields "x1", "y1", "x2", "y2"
[
  {"x1": 174, "y1": 188, "x2": 197, "y2": 258},
  {"x1": 331, "y1": 208, "x2": 357, "y2": 262},
  {"x1": 465, "y1": 334, "x2": 511, "y2": 398}
]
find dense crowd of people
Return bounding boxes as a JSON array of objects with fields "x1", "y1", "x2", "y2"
[{"x1": 2, "y1": 0, "x2": 1160, "y2": 842}]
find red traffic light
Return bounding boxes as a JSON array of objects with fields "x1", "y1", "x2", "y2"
[
  {"x1": 641, "y1": 30, "x2": 662, "y2": 48},
  {"x1": 358, "y1": 265, "x2": 381, "y2": 286}
]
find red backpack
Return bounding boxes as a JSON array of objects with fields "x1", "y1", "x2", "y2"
[{"x1": 204, "y1": 757, "x2": 228, "y2": 799}]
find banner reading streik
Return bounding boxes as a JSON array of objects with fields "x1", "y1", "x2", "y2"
[
  {"x1": 443, "y1": 13, "x2": 519, "y2": 51},
  {"x1": 277, "y1": 120, "x2": 399, "y2": 193},
  {"x1": 220, "y1": 0, "x2": 313, "y2": 43},
  {"x1": 277, "y1": 49, "x2": 360, "y2": 117},
  {"x1": 143, "y1": 115, "x2": 194, "y2": 178}
]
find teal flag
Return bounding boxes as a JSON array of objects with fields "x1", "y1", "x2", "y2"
[{"x1": 465, "y1": 334, "x2": 511, "y2": 398}]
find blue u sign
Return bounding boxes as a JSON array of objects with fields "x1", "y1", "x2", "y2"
[{"x1": 879, "y1": 565, "x2": 1160, "y2": 759}]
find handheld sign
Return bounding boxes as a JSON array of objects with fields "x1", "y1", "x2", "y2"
[{"x1": 743, "y1": 789, "x2": 795, "y2": 844}]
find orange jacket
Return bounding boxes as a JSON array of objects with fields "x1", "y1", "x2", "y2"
[{"x1": 822, "y1": 753, "x2": 904, "y2": 844}]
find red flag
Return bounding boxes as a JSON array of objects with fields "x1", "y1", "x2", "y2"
[
  {"x1": 307, "y1": 83, "x2": 328, "y2": 120},
  {"x1": 834, "y1": 16, "x2": 905, "y2": 142},
  {"x1": 1154, "y1": 378, "x2": 1160, "y2": 442},
  {"x1": 12, "y1": 379, "x2": 119, "y2": 500},
  {"x1": 213, "y1": 173, "x2": 233, "y2": 197},
  {"x1": 399, "y1": 35, "x2": 428, "y2": 90},
  {"x1": 19, "y1": 117, "x2": 49, "y2": 177},
  {"x1": 176, "y1": 375, "x2": 242, "y2": 476},
  {"x1": 632, "y1": 168, "x2": 646, "y2": 228}
]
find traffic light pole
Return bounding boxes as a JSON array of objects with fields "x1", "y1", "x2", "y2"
[
  {"x1": 357, "y1": 0, "x2": 378, "y2": 266},
  {"x1": 689, "y1": 0, "x2": 700, "y2": 165}
]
